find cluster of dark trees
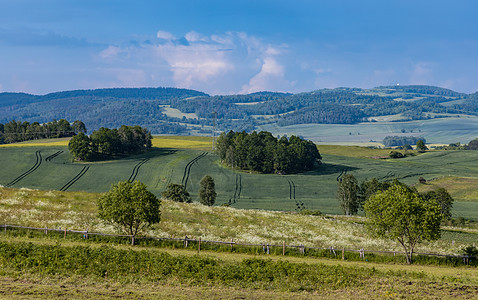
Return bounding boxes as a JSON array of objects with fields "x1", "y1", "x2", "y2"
[
  {"x1": 383, "y1": 136, "x2": 426, "y2": 147},
  {"x1": 0, "y1": 119, "x2": 86, "y2": 144},
  {"x1": 69, "y1": 125, "x2": 152, "y2": 160},
  {"x1": 337, "y1": 175, "x2": 454, "y2": 220},
  {"x1": 216, "y1": 130, "x2": 321, "y2": 174}
]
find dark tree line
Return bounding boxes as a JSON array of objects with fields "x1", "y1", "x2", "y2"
[
  {"x1": 216, "y1": 130, "x2": 321, "y2": 174},
  {"x1": 383, "y1": 136, "x2": 426, "y2": 147},
  {"x1": 0, "y1": 119, "x2": 86, "y2": 144},
  {"x1": 69, "y1": 125, "x2": 152, "y2": 161}
]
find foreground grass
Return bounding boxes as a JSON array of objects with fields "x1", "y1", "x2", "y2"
[
  {"x1": 0, "y1": 237, "x2": 477, "y2": 299},
  {"x1": 1, "y1": 187, "x2": 477, "y2": 257}
]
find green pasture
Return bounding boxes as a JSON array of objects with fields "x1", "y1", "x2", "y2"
[{"x1": 2, "y1": 143, "x2": 478, "y2": 220}]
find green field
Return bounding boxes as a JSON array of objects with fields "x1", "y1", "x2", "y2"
[{"x1": 2, "y1": 139, "x2": 478, "y2": 220}]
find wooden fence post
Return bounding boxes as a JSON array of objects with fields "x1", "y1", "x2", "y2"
[
  {"x1": 64, "y1": 228, "x2": 67, "y2": 239},
  {"x1": 342, "y1": 248, "x2": 345, "y2": 260},
  {"x1": 266, "y1": 244, "x2": 269, "y2": 255},
  {"x1": 231, "y1": 239, "x2": 234, "y2": 252},
  {"x1": 283, "y1": 241, "x2": 285, "y2": 256},
  {"x1": 44, "y1": 227, "x2": 48, "y2": 235},
  {"x1": 4, "y1": 224, "x2": 6, "y2": 233},
  {"x1": 131, "y1": 235, "x2": 135, "y2": 246},
  {"x1": 198, "y1": 237, "x2": 201, "y2": 253},
  {"x1": 184, "y1": 236, "x2": 188, "y2": 248}
]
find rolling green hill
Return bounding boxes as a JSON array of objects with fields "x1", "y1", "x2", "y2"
[{"x1": 2, "y1": 139, "x2": 478, "y2": 220}]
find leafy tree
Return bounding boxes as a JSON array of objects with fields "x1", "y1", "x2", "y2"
[
  {"x1": 364, "y1": 184, "x2": 443, "y2": 264},
  {"x1": 336, "y1": 174, "x2": 360, "y2": 215},
  {"x1": 97, "y1": 180, "x2": 161, "y2": 245},
  {"x1": 421, "y1": 188, "x2": 454, "y2": 220},
  {"x1": 161, "y1": 183, "x2": 191, "y2": 203},
  {"x1": 416, "y1": 139, "x2": 428, "y2": 152},
  {"x1": 199, "y1": 175, "x2": 216, "y2": 206},
  {"x1": 68, "y1": 132, "x2": 93, "y2": 161},
  {"x1": 360, "y1": 178, "x2": 392, "y2": 204},
  {"x1": 72, "y1": 120, "x2": 87, "y2": 134}
]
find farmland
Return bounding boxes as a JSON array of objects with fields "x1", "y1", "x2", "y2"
[{"x1": 2, "y1": 136, "x2": 478, "y2": 220}]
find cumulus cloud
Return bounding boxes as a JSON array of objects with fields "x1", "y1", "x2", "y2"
[
  {"x1": 156, "y1": 30, "x2": 176, "y2": 41},
  {"x1": 96, "y1": 30, "x2": 292, "y2": 93}
]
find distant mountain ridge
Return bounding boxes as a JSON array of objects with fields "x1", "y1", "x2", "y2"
[{"x1": 1, "y1": 85, "x2": 477, "y2": 135}]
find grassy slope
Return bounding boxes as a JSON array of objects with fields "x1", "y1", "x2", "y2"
[
  {"x1": 1, "y1": 187, "x2": 477, "y2": 255},
  {"x1": 2, "y1": 138, "x2": 478, "y2": 219}
]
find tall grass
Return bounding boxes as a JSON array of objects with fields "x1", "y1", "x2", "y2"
[{"x1": 1, "y1": 187, "x2": 476, "y2": 256}]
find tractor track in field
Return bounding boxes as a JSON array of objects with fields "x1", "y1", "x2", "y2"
[
  {"x1": 287, "y1": 179, "x2": 296, "y2": 200},
  {"x1": 6, "y1": 151, "x2": 42, "y2": 187},
  {"x1": 60, "y1": 166, "x2": 89, "y2": 191},
  {"x1": 231, "y1": 174, "x2": 242, "y2": 204},
  {"x1": 128, "y1": 158, "x2": 150, "y2": 182},
  {"x1": 181, "y1": 152, "x2": 208, "y2": 190},
  {"x1": 45, "y1": 151, "x2": 63, "y2": 162}
]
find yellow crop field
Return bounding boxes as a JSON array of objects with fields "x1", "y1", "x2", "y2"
[
  {"x1": 0, "y1": 138, "x2": 71, "y2": 147},
  {"x1": 152, "y1": 136, "x2": 212, "y2": 150}
]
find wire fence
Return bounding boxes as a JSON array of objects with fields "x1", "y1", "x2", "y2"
[{"x1": 1, "y1": 223, "x2": 476, "y2": 265}]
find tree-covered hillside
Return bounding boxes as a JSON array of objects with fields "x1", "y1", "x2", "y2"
[{"x1": 1, "y1": 85, "x2": 477, "y2": 135}]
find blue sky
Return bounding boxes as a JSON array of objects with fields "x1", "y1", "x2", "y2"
[{"x1": 1, "y1": 0, "x2": 478, "y2": 95}]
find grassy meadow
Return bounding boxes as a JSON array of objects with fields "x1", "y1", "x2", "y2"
[
  {"x1": 0, "y1": 187, "x2": 477, "y2": 256},
  {"x1": 2, "y1": 136, "x2": 478, "y2": 219}
]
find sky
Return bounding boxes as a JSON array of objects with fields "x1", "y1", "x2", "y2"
[{"x1": 1, "y1": 0, "x2": 478, "y2": 95}]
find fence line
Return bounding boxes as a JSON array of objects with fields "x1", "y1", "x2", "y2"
[{"x1": 1, "y1": 224, "x2": 475, "y2": 264}]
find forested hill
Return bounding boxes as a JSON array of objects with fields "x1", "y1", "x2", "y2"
[{"x1": 1, "y1": 85, "x2": 478, "y2": 135}]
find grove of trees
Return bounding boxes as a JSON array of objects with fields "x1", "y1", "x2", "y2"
[
  {"x1": 382, "y1": 136, "x2": 426, "y2": 147},
  {"x1": 216, "y1": 130, "x2": 321, "y2": 174},
  {"x1": 69, "y1": 125, "x2": 152, "y2": 160},
  {"x1": 0, "y1": 119, "x2": 86, "y2": 144}
]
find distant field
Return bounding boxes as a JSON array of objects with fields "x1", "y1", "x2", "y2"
[
  {"x1": 2, "y1": 139, "x2": 478, "y2": 219},
  {"x1": 259, "y1": 116, "x2": 478, "y2": 145}
]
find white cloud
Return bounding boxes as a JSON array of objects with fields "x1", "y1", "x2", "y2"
[
  {"x1": 156, "y1": 30, "x2": 175, "y2": 41},
  {"x1": 99, "y1": 45, "x2": 121, "y2": 61},
  {"x1": 154, "y1": 42, "x2": 234, "y2": 89},
  {"x1": 96, "y1": 30, "x2": 290, "y2": 93},
  {"x1": 185, "y1": 31, "x2": 207, "y2": 43}
]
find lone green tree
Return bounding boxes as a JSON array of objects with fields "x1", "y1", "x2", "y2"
[
  {"x1": 97, "y1": 180, "x2": 161, "y2": 245},
  {"x1": 336, "y1": 174, "x2": 360, "y2": 215},
  {"x1": 364, "y1": 184, "x2": 443, "y2": 264},
  {"x1": 416, "y1": 139, "x2": 428, "y2": 152},
  {"x1": 162, "y1": 183, "x2": 191, "y2": 203},
  {"x1": 199, "y1": 175, "x2": 216, "y2": 206}
]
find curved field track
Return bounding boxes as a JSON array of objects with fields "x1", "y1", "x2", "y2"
[
  {"x1": 5, "y1": 151, "x2": 42, "y2": 187},
  {"x1": 60, "y1": 166, "x2": 90, "y2": 191}
]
